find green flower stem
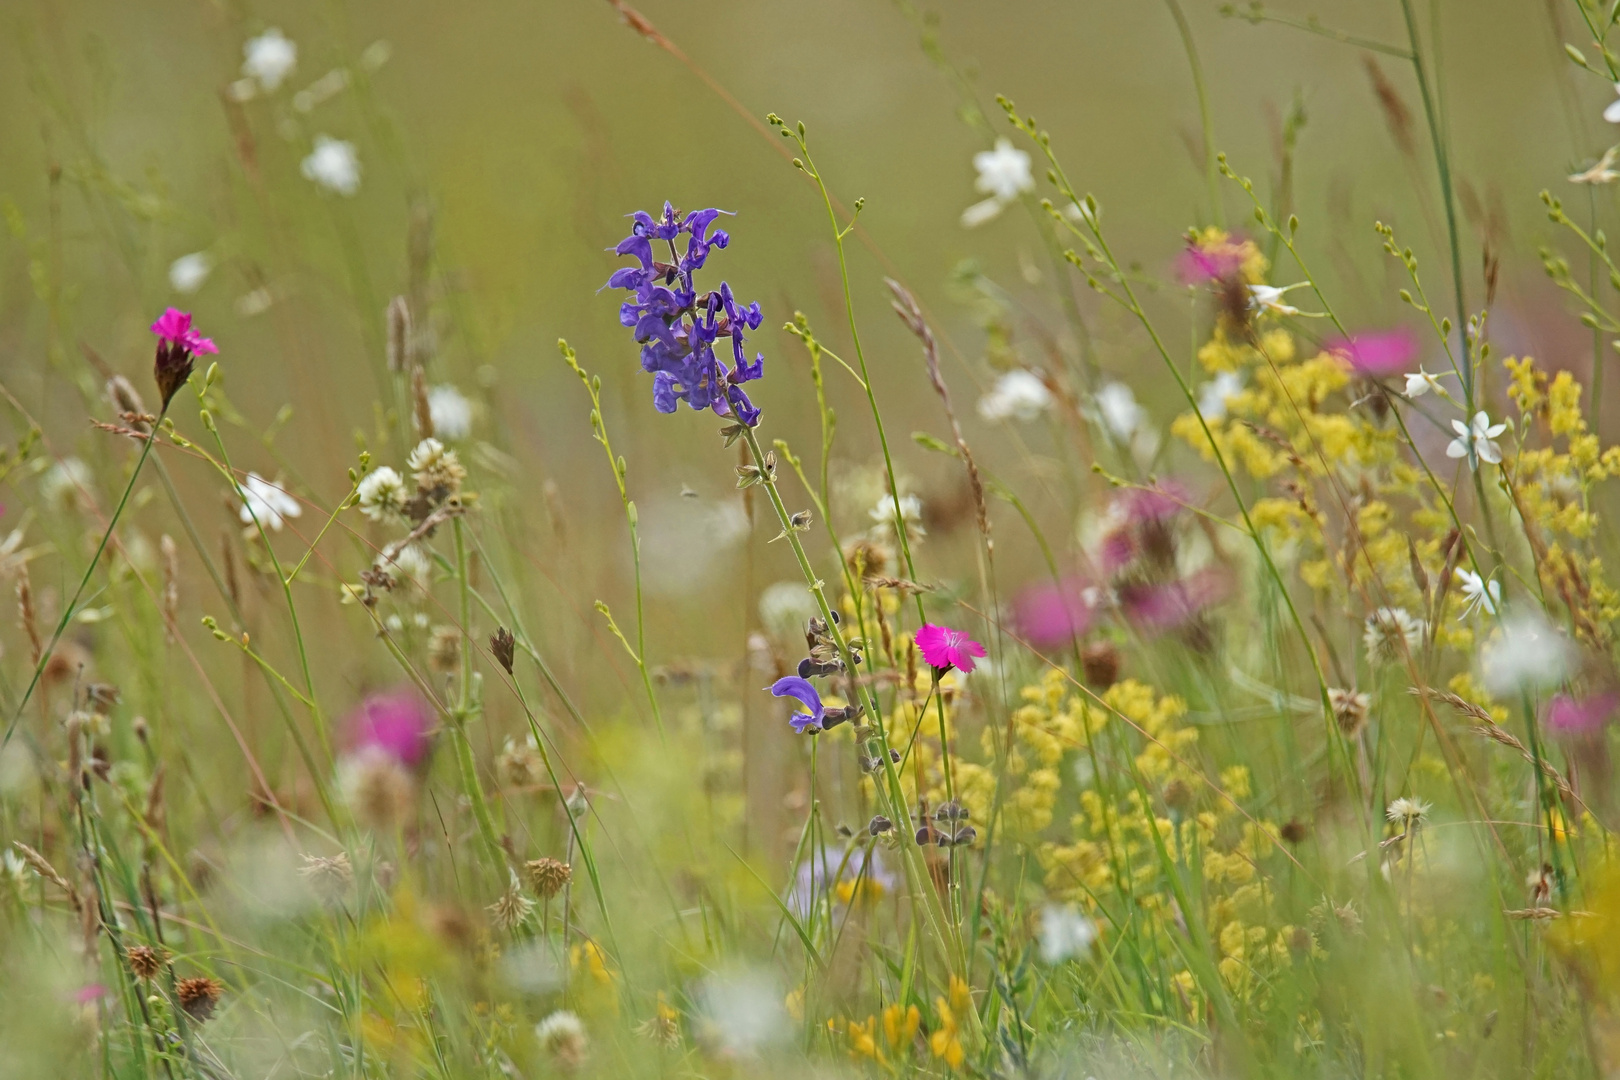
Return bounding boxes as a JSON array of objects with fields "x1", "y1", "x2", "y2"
[{"x1": 453, "y1": 516, "x2": 507, "y2": 871}]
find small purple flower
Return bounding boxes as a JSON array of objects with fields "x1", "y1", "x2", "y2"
[
  {"x1": 347, "y1": 689, "x2": 436, "y2": 767},
  {"x1": 606, "y1": 202, "x2": 765, "y2": 426},
  {"x1": 1327, "y1": 328, "x2": 1419, "y2": 378},
  {"x1": 769, "y1": 675, "x2": 827, "y2": 733}
]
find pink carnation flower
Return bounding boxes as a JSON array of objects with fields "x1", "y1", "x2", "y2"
[
  {"x1": 347, "y1": 689, "x2": 436, "y2": 767},
  {"x1": 1118, "y1": 569, "x2": 1229, "y2": 634},
  {"x1": 150, "y1": 307, "x2": 219, "y2": 356},
  {"x1": 1544, "y1": 692, "x2": 1618, "y2": 739},
  {"x1": 915, "y1": 623, "x2": 987, "y2": 674},
  {"x1": 1326, "y1": 328, "x2": 1418, "y2": 378},
  {"x1": 1013, "y1": 576, "x2": 1096, "y2": 649}
]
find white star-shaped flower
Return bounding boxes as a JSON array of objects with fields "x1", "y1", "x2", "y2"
[
  {"x1": 961, "y1": 139, "x2": 1035, "y2": 228},
  {"x1": 1403, "y1": 367, "x2": 1449, "y2": 397},
  {"x1": 242, "y1": 28, "x2": 298, "y2": 92},
  {"x1": 1571, "y1": 145, "x2": 1620, "y2": 184},
  {"x1": 1446, "y1": 410, "x2": 1507, "y2": 467},
  {"x1": 1247, "y1": 282, "x2": 1310, "y2": 317},
  {"x1": 1454, "y1": 566, "x2": 1501, "y2": 618},
  {"x1": 239, "y1": 473, "x2": 302, "y2": 532}
]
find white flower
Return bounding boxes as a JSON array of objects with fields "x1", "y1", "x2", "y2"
[
  {"x1": 1363, "y1": 607, "x2": 1425, "y2": 664},
  {"x1": 1195, "y1": 370, "x2": 1244, "y2": 420},
  {"x1": 977, "y1": 370, "x2": 1053, "y2": 422},
  {"x1": 376, "y1": 543, "x2": 431, "y2": 591},
  {"x1": 1094, "y1": 382, "x2": 1145, "y2": 442},
  {"x1": 427, "y1": 385, "x2": 473, "y2": 440},
  {"x1": 1386, "y1": 796, "x2": 1431, "y2": 828},
  {"x1": 1481, "y1": 613, "x2": 1571, "y2": 697},
  {"x1": 1446, "y1": 411, "x2": 1507, "y2": 467},
  {"x1": 39, "y1": 457, "x2": 92, "y2": 507},
  {"x1": 1038, "y1": 904, "x2": 1097, "y2": 964},
  {"x1": 869, "y1": 493, "x2": 925, "y2": 541},
  {"x1": 239, "y1": 473, "x2": 301, "y2": 531},
  {"x1": 1403, "y1": 368, "x2": 1449, "y2": 398},
  {"x1": 356, "y1": 466, "x2": 407, "y2": 523},
  {"x1": 2, "y1": 850, "x2": 27, "y2": 890},
  {"x1": 408, "y1": 437, "x2": 465, "y2": 493},
  {"x1": 758, "y1": 580, "x2": 820, "y2": 640},
  {"x1": 301, "y1": 135, "x2": 361, "y2": 196},
  {"x1": 534, "y1": 1010, "x2": 588, "y2": 1068},
  {"x1": 961, "y1": 138, "x2": 1034, "y2": 228},
  {"x1": 1605, "y1": 83, "x2": 1620, "y2": 124},
  {"x1": 1247, "y1": 282, "x2": 1309, "y2": 317},
  {"x1": 1571, "y1": 145, "x2": 1620, "y2": 184},
  {"x1": 242, "y1": 28, "x2": 298, "y2": 92},
  {"x1": 168, "y1": 252, "x2": 212, "y2": 294},
  {"x1": 1453, "y1": 567, "x2": 1501, "y2": 618},
  {"x1": 697, "y1": 969, "x2": 788, "y2": 1053}
]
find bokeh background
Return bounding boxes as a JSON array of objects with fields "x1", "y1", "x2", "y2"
[{"x1": 0, "y1": 0, "x2": 1606, "y2": 852}]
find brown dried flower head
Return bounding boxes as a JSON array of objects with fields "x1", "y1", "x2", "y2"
[
  {"x1": 126, "y1": 944, "x2": 169, "y2": 980},
  {"x1": 490, "y1": 626, "x2": 516, "y2": 675},
  {"x1": 526, "y1": 856, "x2": 572, "y2": 900},
  {"x1": 176, "y1": 975, "x2": 224, "y2": 1022},
  {"x1": 1329, "y1": 687, "x2": 1372, "y2": 737}
]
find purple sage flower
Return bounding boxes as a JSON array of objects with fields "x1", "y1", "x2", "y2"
[
  {"x1": 605, "y1": 203, "x2": 765, "y2": 425},
  {"x1": 346, "y1": 689, "x2": 436, "y2": 767},
  {"x1": 769, "y1": 675, "x2": 827, "y2": 734}
]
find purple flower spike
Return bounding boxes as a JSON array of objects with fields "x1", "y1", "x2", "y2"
[
  {"x1": 769, "y1": 675, "x2": 826, "y2": 733},
  {"x1": 605, "y1": 203, "x2": 765, "y2": 425},
  {"x1": 347, "y1": 689, "x2": 436, "y2": 767}
]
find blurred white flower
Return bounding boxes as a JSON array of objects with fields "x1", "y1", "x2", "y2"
[
  {"x1": 1481, "y1": 613, "x2": 1570, "y2": 697},
  {"x1": 239, "y1": 473, "x2": 301, "y2": 531},
  {"x1": 1094, "y1": 382, "x2": 1145, "y2": 442},
  {"x1": 1454, "y1": 567, "x2": 1500, "y2": 618},
  {"x1": 428, "y1": 384, "x2": 473, "y2": 440},
  {"x1": 1570, "y1": 145, "x2": 1620, "y2": 184},
  {"x1": 1386, "y1": 796, "x2": 1431, "y2": 828},
  {"x1": 236, "y1": 287, "x2": 273, "y2": 317},
  {"x1": 1039, "y1": 904, "x2": 1097, "y2": 964},
  {"x1": 869, "y1": 493, "x2": 925, "y2": 543},
  {"x1": 168, "y1": 252, "x2": 212, "y2": 294},
  {"x1": 961, "y1": 138, "x2": 1034, "y2": 228},
  {"x1": 356, "y1": 466, "x2": 407, "y2": 523},
  {"x1": 302, "y1": 135, "x2": 361, "y2": 196},
  {"x1": 1446, "y1": 411, "x2": 1506, "y2": 468},
  {"x1": 376, "y1": 543, "x2": 431, "y2": 591},
  {"x1": 534, "y1": 1010, "x2": 588, "y2": 1069},
  {"x1": 1605, "y1": 83, "x2": 1620, "y2": 123},
  {"x1": 40, "y1": 457, "x2": 92, "y2": 507},
  {"x1": 1195, "y1": 370, "x2": 1244, "y2": 420},
  {"x1": 698, "y1": 968, "x2": 787, "y2": 1054},
  {"x1": 242, "y1": 28, "x2": 298, "y2": 92},
  {"x1": 1363, "y1": 606, "x2": 1424, "y2": 665},
  {"x1": 758, "y1": 580, "x2": 819, "y2": 640},
  {"x1": 977, "y1": 369, "x2": 1053, "y2": 422},
  {"x1": 1248, "y1": 282, "x2": 1309, "y2": 317}
]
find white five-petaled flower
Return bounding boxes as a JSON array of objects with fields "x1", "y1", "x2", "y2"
[
  {"x1": 1403, "y1": 368, "x2": 1449, "y2": 398},
  {"x1": 1605, "y1": 83, "x2": 1620, "y2": 123},
  {"x1": 301, "y1": 135, "x2": 361, "y2": 196},
  {"x1": 961, "y1": 138, "x2": 1035, "y2": 228},
  {"x1": 1570, "y1": 145, "x2": 1620, "y2": 185},
  {"x1": 1247, "y1": 282, "x2": 1309, "y2": 317},
  {"x1": 168, "y1": 252, "x2": 212, "y2": 294},
  {"x1": 1454, "y1": 566, "x2": 1500, "y2": 618},
  {"x1": 239, "y1": 473, "x2": 302, "y2": 532},
  {"x1": 977, "y1": 369, "x2": 1053, "y2": 423},
  {"x1": 1385, "y1": 796, "x2": 1431, "y2": 828},
  {"x1": 242, "y1": 28, "x2": 298, "y2": 92},
  {"x1": 1196, "y1": 370, "x2": 1244, "y2": 420},
  {"x1": 1446, "y1": 410, "x2": 1507, "y2": 467},
  {"x1": 427, "y1": 384, "x2": 473, "y2": 440}
]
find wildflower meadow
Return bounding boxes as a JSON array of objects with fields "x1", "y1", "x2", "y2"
[{"x1": 5, "y1": 0, "x2": 1620, "y2": 1076}]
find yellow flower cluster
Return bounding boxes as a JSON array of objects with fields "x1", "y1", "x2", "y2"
[{"x1": 830, "y1": 1000, "x2": 924, "y2": 1066}]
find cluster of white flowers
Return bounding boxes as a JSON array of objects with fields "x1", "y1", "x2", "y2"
[
  {"x1": 977, "y1": 369, "x2": 1053, "y2": 423},
  {"x1": 357, "y1": 466, "x2": 408, "y2": 523}
]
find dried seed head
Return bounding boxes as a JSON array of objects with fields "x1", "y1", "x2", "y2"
[
  {"x1": 106, "y1": 374, "x2": 148, "y2": 421},
  {"x1": 298, "y1": 853, "x2": 354, "y2": 900},
  {"x1": 126, "y1": 945, "x2": 168, "y2": 980},
  {"x1": 412, "y1": 365, "x2": 434, "y2": 438},
  {"x1": 338, "y1": 748, "x2": 416, "y2": 831},
  {"x1": 526, "y1": 856, "x2": 572, "y2": 899},
  {"x1": 1080, "y1": 640, "x2": 1121, "y2": 689},
  {"x1": 490, "y1": 627, "x2": 516, "y2": 675},
  {"x1": 487, "y1": 869, "x2": 536, "y2": 931},
  {"x1": 386, "y1": 296, "x2": 413, "y2": 373},
  {"x1": 175, "y1": 976, "x2": 224, "y2": 1022},
  {"x1": 160, "y1": 534, "x2": 180, "y2": 642},
  {"x1": 428, "y1": 625, "x2": 461, "y2": 674},
  {"x1": 496, "y1": 736, "x2": 544, "y2": 788},
  {"x1": 1163, "y1": 778, "x2": 1194, "y2": 812},
  {"x1": 1329, "y1": 687, "x2": 1372, "y2": 738},
  {"x1": 1279, "y1": 818, "x2": 1309, "y2": 845}
]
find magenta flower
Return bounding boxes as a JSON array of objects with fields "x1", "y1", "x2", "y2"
[
  {"x1": 74, "y1": 984, "x2": 109, "y2": 1005},
  {"x1": 149, "y1": 307, "x2": 217, "y2": 410},
  {"x1": 1118, "y1": 570, "x2": 1229, "y2": 634},
  {"x1": 347, "y1": 689, "x2": 436, "y2": 767},
  {"x1": 1544, "y1": 693, "x2": 1618, "y2": 739},
  {"x1": 1326, "y1": 328, "x2": 1418, "y2": 378},
  {"x1": 915, "y1": 623, "x2": 987, "y2": 675},
  {"x1": 1117, "y1": 481, "x2": 1191, "y2": 524},
  {"x1": 1175, "y1": 238, "x2": 1246, "y2": 285},
  {"x1": 1013, "y1": 576, "x2": 1096, "y2": 649},
  {"x1": 150, "y1": 308, "x2": 219, "y2": 355}
]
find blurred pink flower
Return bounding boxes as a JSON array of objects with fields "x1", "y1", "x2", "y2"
[
  {"x1": 915, "y1": 623, "x2": 987, "y2": 674},
  {"x1": 1326, "y1": 328, "x2": 1418, "y2": 378},
  {"x1": 1013, "y1": 576, "x2": 1096, "y2": 648},
  {"x1": 1117, "y1": 482, "x2": 1191, "y2": 524},
  {"x1": 75, "y1": 984, "x2": 109, "y2": 1005},
  {"x1": 1118, "y1": 569, "x2": 1229, "y2": 633},
  {"x1": 347, "y1": 689, "x2": 436, "y2": 767},
  {"x1": 1544, "y1": 693, "x2": 1618, "y2": 739},
  {"x1": 1176, "y1": 239, "x2": 1246, "y2": 285}
]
